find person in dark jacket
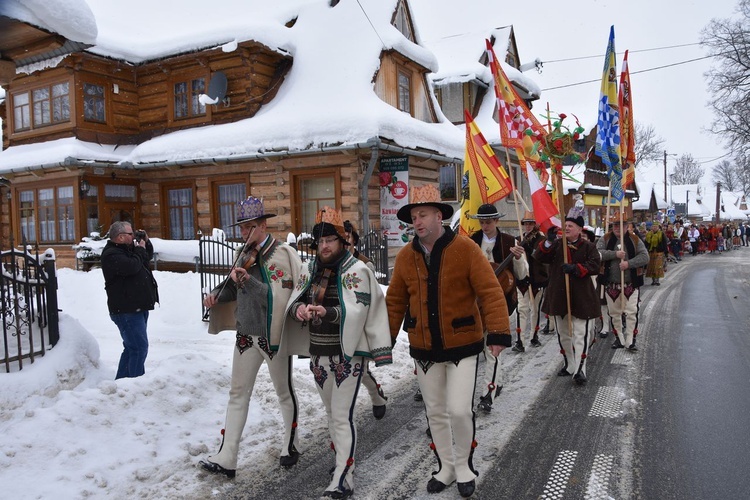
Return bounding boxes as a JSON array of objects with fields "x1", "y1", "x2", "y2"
[
  {"x1": 533, "y1": 208, "x2": 601, "y2": 386},
  {"x1": 101, "y1": 221, "x2": 159, "y2": 379}
]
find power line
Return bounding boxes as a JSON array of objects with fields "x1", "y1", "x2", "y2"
[
  {"x1": 356, "y1": 0, "x2": 387, "y2": 48},
  {"x1": 543, "y1": 42, "x2": 703, "y2": 64},
  {"x1": 542, "y1": 55, "x2": 714, "y2": 91}
]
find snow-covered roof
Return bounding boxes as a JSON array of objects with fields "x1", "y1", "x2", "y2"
[
  {"x1": 0, "y1": 0, "x2": 466, "y2": 172},
  {"x1": 632, "y1": 181, "x2": 667, "y2": 211},
  {"x1": 699, "y1": 188, "x2": 748, "y2": 221},
  {"x1": 0, "y1": 0, "x2": 97, "y2": 44},
  {"x1": 423, "y1": 27, "x2": 544, "y2": 147}
]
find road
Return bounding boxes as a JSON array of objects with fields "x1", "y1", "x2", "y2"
[{"x1": 190, "y1": 247, "x2": 750, "y2": 499}]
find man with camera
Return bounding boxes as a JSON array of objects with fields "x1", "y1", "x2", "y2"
[{"x1": 101, "y1": 221, "x2": 159, "y2": 379}]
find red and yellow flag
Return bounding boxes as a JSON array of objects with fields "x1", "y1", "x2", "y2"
[
  {"x1": 619, "y1": 50, "x2": 636, "y2": 188},
  {"x1": 486, "y1": 39, "x2": 546, "y2": 148},
  {"x1": 459, "y1": 111, "x2": 514, "y2": 236}
]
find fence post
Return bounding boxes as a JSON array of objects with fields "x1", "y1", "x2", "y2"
[{"x1": 43, "y1": 254, "x2": 60, "y2": 347}]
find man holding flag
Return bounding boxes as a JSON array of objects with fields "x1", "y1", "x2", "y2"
[{"x1": 459, "y1": 112, "x2": 526, "y2": 412}]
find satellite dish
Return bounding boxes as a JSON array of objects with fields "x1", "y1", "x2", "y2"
[{"x1": 204, "y1": 71, "x2": 228, "y2": 106}]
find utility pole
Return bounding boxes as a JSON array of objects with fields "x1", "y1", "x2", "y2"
[
  {"x1": 663, "y1": 150, "x2": 668, "y2": 204},
  {"x1": 715, "y1": 182, "x2": 721, "y2": 224}
]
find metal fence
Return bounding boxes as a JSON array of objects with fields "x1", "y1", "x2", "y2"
[
  {"x1": 1, "y1": 238, "x2": 59, "y2": 373},
  {"x1": 197, "y1": 230, "x2": 389, "y2": 321}
]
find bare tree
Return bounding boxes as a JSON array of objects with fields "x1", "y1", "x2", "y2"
[
  {"x1": 735, "y1": 153, "x2": 750, "y2": 196},
  {"x1": 670, "y1": 153, "x2": 704, "y2": 184},
  {"x1": 711, "y1": 159, "x2": 738, "y2": 190},
  {"x1": 633, "y1": 122, "x2": 665, "y2": 169},
  {"x1": 701, "y1": 1, "x2": 750, "y2": 153}
]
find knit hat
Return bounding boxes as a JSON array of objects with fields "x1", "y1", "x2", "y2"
[
  {"x1": 469, "y1": 203, "x2": 504, "y2": 220},
  {"x1": 311, "y1": 206, "x2": 349, "y2": 250},
  {"x1": 396, "y1": 184, "x2": 454, "y2": 223},
  {"x1": 231, "y1": 196, "x2": 276, "y2": 225}
]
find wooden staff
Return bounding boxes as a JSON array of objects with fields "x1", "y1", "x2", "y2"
[{"x1": 551, "y1": 162, "x2": 573, "y2": 338}]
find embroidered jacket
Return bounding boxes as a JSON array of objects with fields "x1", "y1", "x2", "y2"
[
  {"x1": 386, "y1": 228, "x2": 512, "y2": 363},
  {"x1": 285, "y1": 251, "x2": 393, "y2": 366},
  {"x1": 207, "y1": 237, "x2": 308, "y2": 356}
]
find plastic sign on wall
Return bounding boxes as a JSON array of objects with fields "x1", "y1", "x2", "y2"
[{"x1": 379, "y1": 156, "x2": 409, "y2": 247}]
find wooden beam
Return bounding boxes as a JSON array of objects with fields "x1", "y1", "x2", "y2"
[
  {"x1": 0, "y1": 60, "x2": 15, "y2": 85},
  {"x1": 2, "y1": 35, "x2": 65, "y2": 61}
]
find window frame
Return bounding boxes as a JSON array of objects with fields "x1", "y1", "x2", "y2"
[
  {"x1": 210, "y1": 177, "x2": 250, "y2": 241},
  {"x1": 397, "y1": 66, "x2": 412, "y2": 115},
  {"x1": 289, "y1": 168, "x2": 341, "y2": 234},
  {"x1": 8, "y1": 75, "x2": 75, "y2": 137},
  {"x1": 161, "y1": 181, "x2": 198, "y2": 240},
  {"x1": 13, "y1": 182, "x2": 78, "y2": 244},
  {"x1": 75, "y1": 73, "x2": 114, "y2": 132},
  {"x1": 168, "y1": 69, "x2": 211, "y2": 126}
]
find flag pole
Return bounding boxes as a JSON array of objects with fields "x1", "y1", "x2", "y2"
[{"x1": 546, "y1": 103, "x2": 573, "y2": 338}]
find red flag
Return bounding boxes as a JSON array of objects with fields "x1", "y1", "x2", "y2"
[
  {"x1": 486, "y1": 39, "x2": 546, "y2": 148},
  {"x1": 619, "y1": 50, "x2": 636, "y2": 188},
  {"x1": 525, "y1": 160, "x2": 560, "y2": 232}
]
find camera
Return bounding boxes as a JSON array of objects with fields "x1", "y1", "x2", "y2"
[{"x1": 134, "y1": 230, "x2": 146, "y2": 243}]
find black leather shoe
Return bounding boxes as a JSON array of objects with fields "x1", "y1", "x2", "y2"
[
  {"x1": 599, "y1": 330, "x2": 609, "y2": 338},
  {"x1": 199, "y1": 459, "x2": 236, "y2": 478},
  {"x1": 557, "y1": 368, "x2": 572, "y2": 377},
  {"x1": 612, "y1": 338, "x2": 624, "y2": 349},
  {"x1": 476, "y1": 395, "x2": 492, "y2": 413},
  {"x1": 427, "y1": 477, "x2": 450, "y2": 493},
  {"x1": 457, "y1": 479, "x2": 476, "y2": 498},
  {"x1": 414, "y1": 388, "x2": 423, "y2": 401},
  {"x1": 322, "y1": 486, "x2": 353, "y2": 499},
  {"x1": 627, "y1": 343, "x2": 638, "y2": 351},
  {"x1": 373, "y1": 404, "x2": 386, "y2": 420},
  {"x1": 279, "y1": 446, "x2": 299, "y2": 467},
  {"x1": 573, "y1": 372, "x2": 588, "y2": 386},
  {"x1": 530, "y1": 337, "x2": 542, "y2": 347}
]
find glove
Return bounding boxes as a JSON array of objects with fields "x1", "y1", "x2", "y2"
[
  {"x1": 561, "y1": 263, "x2": 577, "y2": 275},
  {"x1": 546, "y1": 227, "x2": 559, "y2": 243}
]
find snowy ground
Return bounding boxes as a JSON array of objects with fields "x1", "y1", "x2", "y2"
[{"x1": 0, "y1": 268, "x2": 559, "y2": 499}]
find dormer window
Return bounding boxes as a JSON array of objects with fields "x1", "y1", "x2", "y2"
[
  {"x1": 393, "y1": 0, "x2": 415, "y2": 41},
  {"x1": 397, "y1": 69, "x2": 411, "y2": 113}
]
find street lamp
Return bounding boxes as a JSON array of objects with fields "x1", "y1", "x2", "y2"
[{"x1": 663, "y1": 151, "x2": 678, "y2": 204}]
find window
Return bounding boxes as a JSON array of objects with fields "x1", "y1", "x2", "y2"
[
  {"x1": 174, "y1": 78, "x2": 206, "y2": 119},
  {"x1": 16, "y1": 185, "x2": 76, "y2": 243},
  {"x1": 397, "y1": 70, "x2": 411, "y2": 113},
  {"x1": 216, "y1": 182, "x2": 247, "y2": 240},
  {"x1": 104, "y1": 184, "x2": 137, "y2": 203},
  {"x1": 439, "y1": 163, "x2": 458, "y2": 202},
  {"x1": 83, "y1": 83, "x2": 106, "y2": 123},
  {"x1": 83, "y1": 185, "x2": 100, "y2": 236},
  {"x1": 291, "y1": 171, "x2": 339, "y2": 232},
  {"x1": 393, "y1": 0, "x2": 414, "y2": 40},
  {"x1": 12, "y1": 81, "x2": 70, "y2": 132},
  {"x1": 166, "y1": 187, "x2": 195, "y2": 240}
]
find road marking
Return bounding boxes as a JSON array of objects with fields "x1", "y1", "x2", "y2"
[
  {"x1": 540, "y1": 450, "x2": 578, "y2": 499},
  {"x1": 589, "y1": 386, "x2": 624, "y2": 418},
  {"x1": 611, "y1": 348, "x2": 633, "y2": 364},
  {"x1": 584, "y1": 453, "x2": 615, "y2": 499}
]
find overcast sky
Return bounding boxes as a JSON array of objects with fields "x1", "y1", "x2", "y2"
[{"x1": 410, "y1": 0, "x2": 741, "y2": 186}]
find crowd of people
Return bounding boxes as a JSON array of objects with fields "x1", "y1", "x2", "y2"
[{"x1": 101, "y1": 191, "x2": 748, "y2": 499}]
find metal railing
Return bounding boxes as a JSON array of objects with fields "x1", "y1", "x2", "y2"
[{"x1": 1, "y1": 238, "x2": 59, "y2": 373}]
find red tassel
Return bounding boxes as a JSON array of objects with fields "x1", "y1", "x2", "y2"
[
  {"x1": 429, "y1": 442, "x2": 436, "y2": 450},
  {"x1": 220, "y1": 429, "x2": 225, "y2": 436},
  {"x1": 346, "y1": 458, "x2": 354, "y2": 467},
  {"x1": 471, "y1": 440, "x2": 478, "y2": 449},
  {"x1": 330, "y1": 442, "x2": 335, "y2": 451},
  {"x1": 292, "y1": 421, "x2": 298, "y2": 429}
]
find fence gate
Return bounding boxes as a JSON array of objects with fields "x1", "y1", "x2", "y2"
[
  {"x1": 1, "y1": 241, "x2": 59, "y2": 373},
  {"x1": 198, "y1": 238, "x2": 239, "y2": 321}
]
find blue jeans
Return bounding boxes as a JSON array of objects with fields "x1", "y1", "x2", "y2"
[{"x1": 111, "y1": 311, "x2": 149, "y2": 379}]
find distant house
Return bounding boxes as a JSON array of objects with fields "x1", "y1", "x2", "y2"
[{"x1": 0, "y1": 0, "x2": 542, "y2": 268}]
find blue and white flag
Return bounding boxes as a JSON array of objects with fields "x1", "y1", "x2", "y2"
[{"x1": 595, "y1": 26, "x2": 623, "y2": 201}]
